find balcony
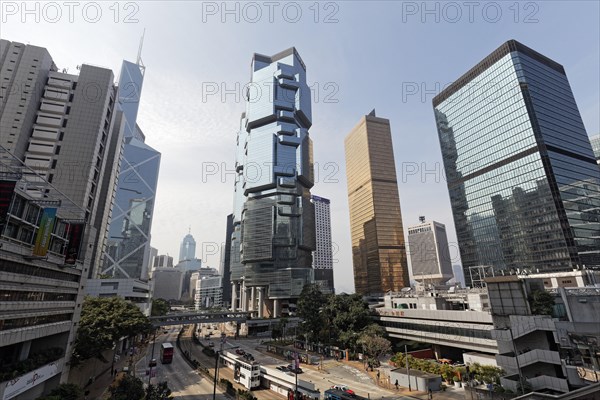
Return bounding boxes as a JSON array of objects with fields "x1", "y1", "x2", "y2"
[
  {"x1": 500, "y1": 373, "x2": 569, "y2": 393},
  {"x1": 528, "y1": 375, "x2": 569, "y2": 393},
  {"x1": 492, "y1": 316, "x2": 555, "y2": 341},
  {"x1": 496, "y1": 349, "x2": 561, "y2": 370}
]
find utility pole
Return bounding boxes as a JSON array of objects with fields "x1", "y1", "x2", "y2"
[
  {"x1": 405, "y1": 345, "x2": 411, "y2": 391},
  {"x1": 148, "y1": 329, "x2": 157, "y2": 385},
  {"x1": 212, "y1": 351, "x2": 220, "y2": 400}
]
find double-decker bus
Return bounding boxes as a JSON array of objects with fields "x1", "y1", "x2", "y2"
[{"x1": 160, "y1": 342, "x2": 174, "y2": 364}]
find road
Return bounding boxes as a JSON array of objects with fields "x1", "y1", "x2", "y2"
[
  {"x1": 194, "y1": 324, "x2": 402, "y2": 400},
  {"x1": 136, "y1": 325, "x2": 228, "y2": 400},
  {"x1": 144, "y1": 324, "x2": 462, "y2": 400}
]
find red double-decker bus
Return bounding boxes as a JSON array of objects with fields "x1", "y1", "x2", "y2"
[{"x1": 160, "y1": 342, "x2": 174, "y2": 364}]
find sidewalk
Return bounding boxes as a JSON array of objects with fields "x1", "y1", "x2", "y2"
[{"x1": 82, "y1": 341, "x2": 149, "y2": 400}]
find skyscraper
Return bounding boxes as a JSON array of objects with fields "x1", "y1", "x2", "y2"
[
  {"x1": 220, "y1": 214, "x2": 234, "y2": 307},
  {"x1": 345, "y1": 110, "x2": 409, "y2": 295},
  {"x1": 311, "y1": 195, "x2": 334, "y2": 293},
  {"x1": 407, "y1": 218, "x2": 453, "y2": 285},
  {"x1": 99, "y1": 58, "x2": 161, "y2": 282},
  {"x1": 230, "y1": 48, "x2": 315, "y2": 318},
  {"x1": 433, "y1": 40, "x2": 600, "y2": 287},
  {"x1": 179, "y1": 232, "x2": 196, "y2": 262}
]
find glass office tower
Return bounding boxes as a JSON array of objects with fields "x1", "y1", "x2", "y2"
[
  {"x1": 230, "y1": 48, "x2": 315, "y2": 318},
  {"x1": 179, "y1": 232, "x2": 196, "y2": 262},
  {"x1": 433, "y1": 40, "x2": 600, "y2": 287},
  {"x1": 345, "y1": 110, "x2": 409, "y2": 295},
  {"x1": 100, "y1": 60, "x2": 161, "y2": 280}
]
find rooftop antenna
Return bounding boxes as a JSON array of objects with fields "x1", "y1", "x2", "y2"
[
  {"x1": 136, "y1": 29, "x2": 146, "y2": 74},
  {"x1": 419, "y1": 216, "x2": 425, "y2": 223}
]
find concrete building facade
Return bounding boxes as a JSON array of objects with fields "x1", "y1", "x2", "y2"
[
  {"x1": 0, "y1": 39, "x2": 127, "y2": 399},
  {"x1": 153, "y1": 254, "x2": 173, "y2": 268},
  {"x1": 311, "y1": 195, "x2": 334, "y2": 293},
  {"x1": 488, "y1": 275, "x2": 600, "y2": 393},
  {"x1": 194, "y1": 276, "x2": 223, "y2": 309},
  {"x1": 407, "y1": 219, "x2": 453, "y2": 285},
  {"x1": 152, "y1": 267, "x2": 183, "y2": 301}
]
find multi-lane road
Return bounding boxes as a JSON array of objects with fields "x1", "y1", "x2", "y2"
[
  {"x1": 130, "y1": 323, "x2": 436, "y2": 400},
  {"x1": 135, "y1": 325, "x2": 228, "y2": 399}
]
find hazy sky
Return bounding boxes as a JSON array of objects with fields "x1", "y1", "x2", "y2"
[{"x1": 4, "y1": 1, "x2": 599, "y2": 293}]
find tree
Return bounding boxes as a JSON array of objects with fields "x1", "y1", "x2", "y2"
[
  {"x1": 151, "y1": 298, "x2": 170, "y2": 317},
  {"x1": 108, "y1": 374, "x2": 145, "y2": 400},
  {"x1": 528, "y1": 290, "x2": 555, "y2": 315},
  {"x1": 357, "y1": 334, "x2": 391, "y2": 366},
  {"x1": 46, "y1": 383, "x2": 82, "y2": 400},
  {"x1": 72, "y1": 296, "x2": 152, "y2": 364},
  {"x1": 146, "y1": 381, "x2": 173, "y2": 400},
  {"x1": 297, "y1": 284, "x2": 327, "y2": 342},
  {"x1": 327, "y1": 294, "x2": 371, "y2": 348}
]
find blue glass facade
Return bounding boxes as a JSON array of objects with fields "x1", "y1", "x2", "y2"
[
  {"x1": 179, "y1": 233, "x2": 196, "y2": 262},
  {"x1": 230, "y1": 48, "x2": 315, "y2": 317},
  {"x1": 433, "y1": 40, "x2": 600, "y2": 287},
  {"x1": 101, "y1": 60, "x2": 161, "y2": 280}
]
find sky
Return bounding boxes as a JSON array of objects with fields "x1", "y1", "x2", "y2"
[{"x1": 4, "y1": 1, "x2": 599, "y2": 293}]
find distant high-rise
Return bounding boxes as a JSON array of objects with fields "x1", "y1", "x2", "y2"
[
  {"x1": 154, "y1": 254, "x2": 173, "y2": 268},
  {"x1": 179, "y1": 232, "x2": 196, "y2": 262},
  {"x1": 345, "y1": 110, "x2": 409, "y2": 295},
  {"x1": 230, "y1": 48, "x2": 315, "y2": 318},
  {"x1": 407, "y1": 219, "x2": 453, "y2": 285},
  {"x1": 311, "y1": 195, "x2": 334, "y2": 293},
  {"x1": 433, "y1": 40, "x2": 600, "y2": 287},
  {"x1": 591, "y1": 134, "x2": 600, "y2": 164}
]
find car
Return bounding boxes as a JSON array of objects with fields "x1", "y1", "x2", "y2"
[
  {"x1": 209, "y1": 342, "x2": 214, "y2": 347},
  {"x1": 163, "y1": 330, "x2": 168, "y2": 334},
  {"x1": 332, "y1": 385, "x2": 354, "y2": 395},
  {"x1": 244, "y1": 353, "x2": 255, "y2": 361},
  {"x1": 331, "y1": 385, "x2": 348, "y2": 390},
  {"x1": 205, "y1": 334, "x2": 211, "y2": 339},
  {"x1": 148, "y1": 359, "x2": 157, "y2": 367},
  {"x1": 235, "y1": 349, "x2": 246, "y2": 355},
  {"x1": 287, "y1": 365, "x2": 303, "y2": 374}
]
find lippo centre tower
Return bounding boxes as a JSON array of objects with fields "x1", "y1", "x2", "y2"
[{"x1": 229, "y1": 48, "x2": 316, "y2": 318}]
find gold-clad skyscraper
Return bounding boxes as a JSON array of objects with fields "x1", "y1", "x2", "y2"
[{"x1": 345, "y1": 110, "x2": 409, "y2": 294}]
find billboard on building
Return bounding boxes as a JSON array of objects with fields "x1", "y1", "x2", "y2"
[{"x1": 33, "y1": 207, "x2": 57, "y2": 256}]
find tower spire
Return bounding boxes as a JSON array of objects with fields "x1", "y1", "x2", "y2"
[{"x1": 137, "y1": 29, "x2": 146, "y2": 67}]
